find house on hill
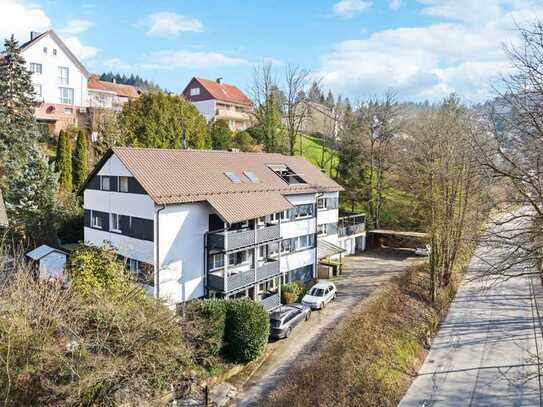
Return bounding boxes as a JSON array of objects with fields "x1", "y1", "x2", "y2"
[
  {"x1": 80, "y1": 147, "x2": 357, "y2": 310},
  {"x1": 182, "y1": 77, "x2": 253, "y2": 131}
]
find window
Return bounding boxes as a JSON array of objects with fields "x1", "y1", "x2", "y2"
[
  {"x1": 296, "y1": 204, "x2": 313, "y2": 219},
  {"x1": 43, "y1": 46, "x2": 47, "y2": 54},
  {"x1": 64, "y1": 107, "x2": 73, "y2": 114},
  {"x1": 58, "y1": 67, "x2": 69, "y2": 85},
  {"x1": 119, "y1": 176, "x2": 129, "y2": 192},
  {"x1": 208, "y1": 253, "x2": 225, "y2": 271},
  {"x1": 33, "y1": 84, "x2": 42, "y2": 97},
  {"x1": 281, "y1": 239, "x2": 291, "y2": 254},
  {"x1": 224, "y1": 171, "x2": 242, "y2": 183},
  {"x1": 59, "y1": 87, "x2": 74, "y2": 104},
  {"x1": 244, "y1": 171, "x2": 259, "y2": 183},
  {"x1": 268, "y1": 164, "x2": 306, "y2": 184},
  {"x1": 30, "y1": 63, "x2": 42, "y2": 74},
  {"x1": 110, "y1": 213, "x2": 121, "y2": 232},
  {"x1": 190, "y1": 87, "x2": 200, "y2": 96},
  {"x1": 53, "y1": 48, "x2": 57, "y2": 56},
  {"x1": 228, "y1": 250, "x2": 248, "y2": 266},
  {"x1": 317, "y1": 198, "x2": 327, "y2": 210},
  {"x1": 317, "y1": 224, "x2": 327, "y2": 236},
  {"x1": 101, "y1": 176, "x2": 111, "y2": 191},
  {"x1": 269, "y1": 242, "x2": 280, "y2": 257},
  {"x1": 91, "y1": 211, "x2": 102, "y2": 229}
]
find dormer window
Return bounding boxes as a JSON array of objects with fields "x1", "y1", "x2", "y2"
[
  {"x1": 190, "y1": 87, "x2": 200, "y2": 96},
  {"x1": 268, "y1": 164, "x2": 306, "y2": 185}
]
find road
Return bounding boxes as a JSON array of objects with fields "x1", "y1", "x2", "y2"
[
  {"x1": 400, "y1": 221, "x2": 543, "y2": 406},
  {"x1": 232, "y1": 248, "x2": 419, "y2": 406}
]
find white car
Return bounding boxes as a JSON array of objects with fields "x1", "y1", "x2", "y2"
[{"x1": 301, "y1": 281, "x2": 337, "y2": 310}]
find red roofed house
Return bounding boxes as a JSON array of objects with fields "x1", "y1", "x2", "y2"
[
  {"x1": 88, "y1": 74, "x2": 140, "y2": 112},
  {"x1": 182, "y1": 77, "x2": 253, "y2": 131}
]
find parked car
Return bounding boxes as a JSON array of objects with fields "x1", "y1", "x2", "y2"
[
  {"x1": 415, "y1": 244, "x2": 431, "y2": 256},
  {"x1": 269, "y1": 304, "x2": 311, "y2": 339},
  {"x1": 301, "y1": 281, "x2": 337, "y2": 310}
]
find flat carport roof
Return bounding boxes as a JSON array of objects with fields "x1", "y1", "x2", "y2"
[{"x1": 369, "y1": 229, "x2": 429, "y2": 239}]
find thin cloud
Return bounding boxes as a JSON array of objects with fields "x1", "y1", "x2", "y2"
[
  {"x1": 141, "y1": 50, "x2": 248, "y2": 69},
  {"x1": 59, "y1": 19, "x2": 94, "y2": 35},
  {"x1": 139, "y1": 12, "x2": 203, "y2": 37},
  {"x1": 333, "y1": 0, "x2": 372, "y2": 18},
  {"x1": 389, "y1": 0, "x2": 402, "y2": 11}
]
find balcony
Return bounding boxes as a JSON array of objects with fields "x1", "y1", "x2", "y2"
[
  {"x1": 207, "y1": 224, "x2": 280, "y2": 252},
  {"x1": 260, "y1": 292, "x2": 281, "y2": 312},
  {"x1": 215, "y1": 108, "x2": 251, "y2": 121},
  {"x1": 207, "y1": 259, "x2": 281, "y2": 293},
  {"x1": 257, "y1": 259, "x2": 280, "y2": 281},
  {"x1": 338, "y1": 213, "x2": 366, "y2": 237}
]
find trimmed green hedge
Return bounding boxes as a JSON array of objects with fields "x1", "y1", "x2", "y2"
[
  {"x1": 185, "y1": 298, "x2": 269, "y2": 364},
  {"x1": 224, "y1": 298, "x2": 270, "y2": 363},
  {"x1": 281, "y1": 282, "x2": 306, "y2": 304}
]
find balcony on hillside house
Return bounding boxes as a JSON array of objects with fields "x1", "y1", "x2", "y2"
[
  {"x1": 207, "y1": 244, "x2": 281, "y2": 293},
  {"x1": 207, "y1": 217, "x2": 281, "y2": 252},
  {"x1": 338, "y1": 213, "x2": 366, "y2": 237}
]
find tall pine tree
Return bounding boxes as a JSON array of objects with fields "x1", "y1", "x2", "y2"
[
  {"x1": 72, "y1": 128, "x2": 89, "y2": 190},
  {"x1": 57, "y1": 130, "x2": 72, "y2": 192},
  {"x1": 0, "y1": 35, "x2": 37, "y2": 187}
]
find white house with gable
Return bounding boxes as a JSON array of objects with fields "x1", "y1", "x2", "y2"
[{"x1": 81, "y1": 147, "x2": 363, "y2": 311}]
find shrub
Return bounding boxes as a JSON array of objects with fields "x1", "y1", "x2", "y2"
[
  {"x1": 281, "y1": 281, "x2": 305, "y2": 304},
  {"x1": 224, "y1": 298, "x2": 269, "y2": 363},
  {"x1": 67, "y1": 245, "x2": 134, "y2": 296},
  {"x1": 185, "y1": 299, "x2": 228, "y2": 367}
]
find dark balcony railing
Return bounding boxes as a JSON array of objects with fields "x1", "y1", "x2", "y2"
[
  {"x1": 261, "y1": 292, "x2": 281, "y2": 311},
  {"x1": 207, "y1": 224, "x2": 280, "y2": 252},
  {"x1": 256, "y1": 259, "x2": 281, "y2": 281},
  {"x1": 208, "y1": 268, "x2": 256, "y2": 292}
]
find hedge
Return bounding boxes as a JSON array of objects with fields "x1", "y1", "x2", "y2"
[
  {"x1": 185, "y1": 297, "x2": 270, "y2": 364},
  {"x1": 281, "y1": 281, "x2": 306, "y2": 304},
  {"x1": 224, "y1": 298, "x2": 270, "y2": 363}
]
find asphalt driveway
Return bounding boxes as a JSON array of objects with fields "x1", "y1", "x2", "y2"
[{"x1": 231, "y1": 248, "x2": 421, "y2": 406}]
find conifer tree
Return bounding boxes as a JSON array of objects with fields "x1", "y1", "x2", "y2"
[
  {"x1": 57, "y1": 130, "x2": 72, "y2": 191},
  {"x1": 0, "y1": 35, "x2": 37, "y2": 186},
  {"x1": 72, "y1": 128, "x2": 89, "y2": 190}
]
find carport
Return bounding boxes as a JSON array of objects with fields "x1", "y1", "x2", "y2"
[
  {"x1": 366, "y1": 229, "x2": 429, "y2": 251},
  {"x1": 317, "y1": 239, "x2": 346, "y2": 279}
]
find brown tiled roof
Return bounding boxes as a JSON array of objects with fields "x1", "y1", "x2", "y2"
[
  {"x1": 88, "y1": 75, "x2": 139, "y2": 98},
  {"x1": 192, "y1": 77, "x2": 252, "y2": 106},
  {"x1": 111, "y1": 147, "x2": 343, "y2": 207},
  {"x1": 207, "y1": 191, "x2": 294, "y2": 224}
]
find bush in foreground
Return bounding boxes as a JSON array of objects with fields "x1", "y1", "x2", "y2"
[
  {"x1": 0, "y1": 256, "x2": 193, "y2": 405},
  {"x1": 186, "y1": 297, "x2": 270, "y2": 364},
  {"x1": 281, "y1": 281, "x2": 305, "y2": 304}
]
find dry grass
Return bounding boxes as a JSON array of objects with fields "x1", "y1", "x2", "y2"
[{"x1": 263, "y1": 263, "x2": 460, "y2": 407}]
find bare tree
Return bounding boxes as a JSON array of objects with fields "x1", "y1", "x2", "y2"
[
  {"x1": 283, "y1": 64, "x2": 311, "y2": 155},
  {"x1": 471, "y1": 21, "x2": 543, "y2": 283},
  {"x1": 250, "y1": 63, "x2": 281, "y2": 152}
]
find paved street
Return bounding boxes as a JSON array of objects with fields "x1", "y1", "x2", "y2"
[
  {"x1": 400, "y1": 221, "x2": 543, "y2": 406},
  {"x1": 232, "y1": 248, "x2": 420, "y2": 406}
]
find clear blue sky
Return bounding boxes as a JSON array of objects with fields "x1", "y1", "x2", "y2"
[{"x1": 2, "y1": 0, "x2": 542, "y2": 102}]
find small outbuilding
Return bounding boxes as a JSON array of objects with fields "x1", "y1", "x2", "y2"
[{"x1": 26, "y1": 245, "x2": 68, "y2": 281}]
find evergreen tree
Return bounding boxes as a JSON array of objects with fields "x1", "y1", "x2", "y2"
[
  {"x1": 57, "y1": 130, "x2": 72, "y2": 191},
  {"x1": 209, "y1": 119, "x2": 233, "y2": 150},
  {"x1": 0, "y1": 36, "x2": 37, "y2": 186},
  {"x1": 6, "y1": 143, "x2": 58, "y2": 245},
  {"x1": 72, "y1": 128, "x2": 89, "y2": 190}
]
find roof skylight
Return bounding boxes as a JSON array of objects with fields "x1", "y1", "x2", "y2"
[
  {"x1": 224, "y1": 171, "x2": 242, "y2": 183},
  {"x1": 244, "y1": 171, "x2": 259, "y2": 183}
]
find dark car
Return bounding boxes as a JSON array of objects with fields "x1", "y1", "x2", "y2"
[{"x1": 269, "y1": 304, "x2": 311, "y2": 339}]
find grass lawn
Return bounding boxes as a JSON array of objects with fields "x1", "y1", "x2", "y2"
[{"x1": 295, "y1": 134, "x2": 338, "y2": 178}]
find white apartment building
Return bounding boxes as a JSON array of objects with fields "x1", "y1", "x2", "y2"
[
  {"x1": 17, "y1": 30, "x2": 139, "y2": 135},
  {"x1": 182, "y1": 77, "x2": 253, "y2": 131},
  {"x1": 20, "y1": 30, "x2": 89, "y2": 134},
  {"x1": 81, "y1": 148, "x2": 349, "y2": 311}
]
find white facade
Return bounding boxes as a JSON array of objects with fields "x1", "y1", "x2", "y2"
[
  {"x1": 22, "y1": 33, "x2": 88, "y2": 108},
  {"x1": 83, "y1": 153, "x2": 345, "y2": 306}
]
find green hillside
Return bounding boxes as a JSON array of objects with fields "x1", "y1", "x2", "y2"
[{"x1": 295, "y1": 134, "x2": 338, "y2": 178}]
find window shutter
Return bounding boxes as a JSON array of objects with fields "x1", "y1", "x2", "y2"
[
  {"x1": 84, "y1": 209, "x2": 91, "y2": 227},
  {"x1": 119, "y1": 215, "x2": 130, "y2": 234}
]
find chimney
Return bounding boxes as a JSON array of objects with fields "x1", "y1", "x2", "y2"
[
  {"x1": 30, "y1": 31, "x2": 41, "y2": 41},
  {"x1": 216, "y1": 77, "x2": 223, "y2": 84}
]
